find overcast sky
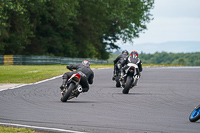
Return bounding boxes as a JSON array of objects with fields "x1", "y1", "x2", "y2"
[{"x1": 119, "y1": 0, "x2": 200, "y2": 45}]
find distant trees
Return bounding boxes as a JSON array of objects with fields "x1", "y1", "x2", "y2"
[
  {"x1": 0, "y1": 0, "x2": 154, "y2": 59},
  {"x1": 139, "y1": 52, "x2": 200, "y2": 66},
  {"x1": 109, "y1": 52, "x2": 200, "y2": 66}
]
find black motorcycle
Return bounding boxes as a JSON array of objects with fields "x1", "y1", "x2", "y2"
[
  {"x1": 120, "y1": 63, "x2": 139, "y2": 94},
  {"x1": 60, "y1": 73, "x2": 83, "y2": 102},
  {"x1": 114, "y1": 63, "x2": 122, "y2": 87}
]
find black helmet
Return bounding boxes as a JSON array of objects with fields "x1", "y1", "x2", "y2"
[
  {"x1": 82, "y1": 60, "x2": 90, "y2": 66},
  {"x1": 122, "y1": 50, "x2": 129, "y2": 55},
  {"x1": 130, "y1": 51, "x2": 138, "y2": 57}
]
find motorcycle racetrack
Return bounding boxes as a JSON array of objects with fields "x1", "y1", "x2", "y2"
[{"x1": 0, "y1": 67, "x2": 200, "y2": 133}]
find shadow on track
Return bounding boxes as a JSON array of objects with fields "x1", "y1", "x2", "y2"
[{"x1": 113, "y1": 92, "x2": 152, "y2": 95}]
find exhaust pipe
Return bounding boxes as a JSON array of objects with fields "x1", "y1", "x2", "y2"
[{"x1": 77, "y1": 85, "x2": 83, "y2": 92}]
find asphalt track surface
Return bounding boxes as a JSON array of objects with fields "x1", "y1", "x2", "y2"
[{"x1": 0, "y1": 67, "x2": 200, "y2": 133}]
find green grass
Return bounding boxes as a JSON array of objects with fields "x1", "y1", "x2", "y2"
[
  {"x1": 0, "y1": 64, "x2": 180, "y2": 83},
  {"x1": 0, "y1": 64, "x2": 113, "y2": 83},
  {"x1": 0, "y1": 126, "x2": 35, "y2": 133}
]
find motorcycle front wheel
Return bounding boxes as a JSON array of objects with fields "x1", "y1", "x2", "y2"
[
  {"x1": 122, "y1": 76, "x2": 133, "y2": 94},
  {"x1": 61, "y1": 83, "x2": 75, "y2": 102},
  {"x1": 189, "y1": 105, "x2": 200, "y2": 122}
]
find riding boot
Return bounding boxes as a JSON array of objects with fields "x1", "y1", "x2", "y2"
[
  {"x1": 112, "y1": 74, "x2": 116, "y2": 81},
  {"x1": 112, "y1": 69, "x2": 117, "y2": 80},
  {"x1": 82, "y1": 88, "x2": 89, "y2": 92},
  {"x1": 60, "y1": 79, "x2": 67, "y2": 90}
]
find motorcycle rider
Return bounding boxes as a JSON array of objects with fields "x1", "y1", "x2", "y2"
[
  {"x1": 120, "y1": 51, "x2": 142, "y2": 81},
  {"x1": 60, "y1": 60, "x2": 94, "y2": 93},
  {"x1": 112, "y1": 50, "x2": 129, "y2": 80}
]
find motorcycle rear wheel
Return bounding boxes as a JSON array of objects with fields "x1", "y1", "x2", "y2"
[
  {"x1": 189, "y1": 105, "x2": 200, "y2": 122},
  {"x1": 122, "y1": 76, "x2": 133, "y2": 94},
  {"x1": 61, "y1": 83, "x2": 75, "y2": 102}
]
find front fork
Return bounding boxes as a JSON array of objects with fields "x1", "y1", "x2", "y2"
[
  {"x1": 132, "y1": 75, "x2": 139, "y2": 87},
  {"x1": 121, "y1": 72, "x2": 139, "y2": 88}
]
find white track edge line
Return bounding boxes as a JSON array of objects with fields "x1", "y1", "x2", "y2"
[
  {"x1": 0, "y1": 67, "x2": 112, "y2": 92},
  {"x1": 0, "y1": 75, "x2": 63, "y2": 92},
  {"x1": 0, "y1": 122, "x2": 87, "y2": 133}
]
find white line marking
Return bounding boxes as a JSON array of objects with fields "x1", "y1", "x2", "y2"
[
  {"x1": 0, "y1": 68, "x2": 112, "y2": 91},
  {"x1": 0, "y1": 122, "x2": 87, "y2": 133},
  {"x1": 0, "y1": 75, "x2": 63, "y2": 92},
  {"x1": 0, "y1": 84, "x2": 27, "y2": 91},
  {"x1": 34, "y1": 75, "x2": 62, "y2": 84}
]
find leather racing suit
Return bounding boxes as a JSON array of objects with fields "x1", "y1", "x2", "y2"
[{"x1": 61, "y1": 64, "x2": 94, "y2": 92}]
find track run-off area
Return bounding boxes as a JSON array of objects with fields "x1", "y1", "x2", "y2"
[{"x1": 0, "y1": 67, "x2": 200, "y2": 133}]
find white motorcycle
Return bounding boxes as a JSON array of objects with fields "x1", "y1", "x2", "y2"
[{"x1": 120, "y1": 63, "x2": 140, "y2": 94}]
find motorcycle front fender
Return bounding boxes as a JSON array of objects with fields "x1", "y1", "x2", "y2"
[{"x1": 127, "y1": 71, "x2": 134, "y2": 77}]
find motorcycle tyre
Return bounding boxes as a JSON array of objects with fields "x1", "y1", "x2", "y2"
[
  {"x1": 189, "y1": 106, "x2": 200, "y2": 122},
  {"x1": 61, "y1": 83, "x2": 75, "y2": 102},
  {"x1": 122, "y1": 76, "x2": 132, "y2": 94}
]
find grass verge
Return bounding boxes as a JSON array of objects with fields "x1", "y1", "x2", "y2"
[
  {"x1": 0, "y1": 126, "x2": 35, "y2": 133},
  {"x1": 0, "y1": 64, "x2": 113, "y2": 83},
  {"x1": 0, "y1": 64, "x2": 180, "y2": 83}
]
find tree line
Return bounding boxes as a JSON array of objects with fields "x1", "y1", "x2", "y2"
[
  {"x1": 0, "y1": 0, "x2": 154, "y2": 59},
  {"x1": 109, "y1": 52, "x2": 200, "y2": 66},
  {"x1": 140, "y1": 52, "x2": 200, "y2": 66}
]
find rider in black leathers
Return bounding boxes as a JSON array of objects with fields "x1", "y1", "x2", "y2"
[
  {"x1": 120, "y1": 51, "x2": 142, "y2": 80},
  {"x1": 60, "y1": 60, "x2": 94, "y2": 92},
  {"x1": 112, "y1": 50, "x2": 129, "y2": 80}
]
